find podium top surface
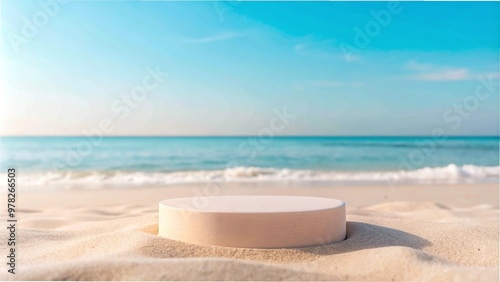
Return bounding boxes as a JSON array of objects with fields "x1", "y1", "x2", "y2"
[{"x1": 160, "y1": 195, "x2": 345, "y2": 214}]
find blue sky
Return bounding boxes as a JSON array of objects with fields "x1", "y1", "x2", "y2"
[{"x1": 1, "y1": 1, "x2": 499, "y2": 136}]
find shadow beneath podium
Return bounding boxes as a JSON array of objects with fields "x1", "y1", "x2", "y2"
[{"x1": 297, "y1": 221, "x2": 431, "y2": 255}]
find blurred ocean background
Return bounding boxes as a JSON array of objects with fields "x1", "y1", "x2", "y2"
[{"x1": 1, "y1": 136, "x2": 498, "y2": 188}]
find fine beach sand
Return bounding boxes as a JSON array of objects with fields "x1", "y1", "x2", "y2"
[{"x1": 3, "y1": 183, "x2": 499, "y2": 281}]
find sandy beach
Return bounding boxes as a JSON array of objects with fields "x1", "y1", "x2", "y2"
[
  {"x1": 3, "y1": 0, "x2": 499, "y2": 280},
  {"x1": 3, "y1": 182, "x2": 498, "y2": 281}
]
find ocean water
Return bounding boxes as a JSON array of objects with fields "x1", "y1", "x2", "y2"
[{"x1": 0, "y1": 136, "x2": 498, "y2": 188}]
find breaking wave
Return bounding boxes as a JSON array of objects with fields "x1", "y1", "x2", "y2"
[{"x1": 9, "y1": 164, "x2": 499, "y2": 189}]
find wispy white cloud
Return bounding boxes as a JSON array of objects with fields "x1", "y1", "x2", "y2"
[
  {"x1": 344, "y1": 54, "x2": 360, "y2": 63},
  {"x1": 405, "y1": 61, "x2": 498, "y2": 81},
  {"x1": 294, "y1": 40, "x2": 360, "y2": 62},
  {"x1": 292, "y1": 80, "x2": 363, "y2": 91},
  {"x1": 175, "y1": 31, "x2": 244, "y2": 44},
  {"x1": 292, "y1": 80, "x2": 341, "y2": 91},
  {"x1": 413, "y1": 68, "x2": 470, "y2": 81},
  {"x1": 294, "y1": 43, "x2": 307, "y2": 53},
  {"x1": 405, "y1": 61, "x2": 435, "y2": 72},
  {"x1": 309, "y1": 80, "x2": 343, "y2": 88}
]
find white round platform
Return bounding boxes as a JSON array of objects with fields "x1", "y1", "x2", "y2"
[{"x1": 158, "y1": 196, "x2": 346, "y2": 248}]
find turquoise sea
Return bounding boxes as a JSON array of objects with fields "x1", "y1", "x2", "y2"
[{"x1": 1, "y1": 136, "x2": 498, "y2": 188}]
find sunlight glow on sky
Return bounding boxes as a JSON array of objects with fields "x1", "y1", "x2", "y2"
[{"x1": 1, "y1": 1, "x2": 499, "y2": 136}]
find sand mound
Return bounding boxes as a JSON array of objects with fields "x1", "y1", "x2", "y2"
[{"x1": 3, "y1": 198, "x2": 498, "y2": 281}]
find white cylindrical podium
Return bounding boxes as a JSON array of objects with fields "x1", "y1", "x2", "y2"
[{"x1": 158, "y1": 196, "x2": 346, "y2": 248}]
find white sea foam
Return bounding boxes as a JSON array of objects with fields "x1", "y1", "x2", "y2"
[{"x1": 7, "y1": 164, "x2": 499, "y2": 189}]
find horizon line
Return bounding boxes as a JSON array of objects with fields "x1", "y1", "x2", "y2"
[{"x1": 1, "y1": 135, "x2": 499, "y2": 138}]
